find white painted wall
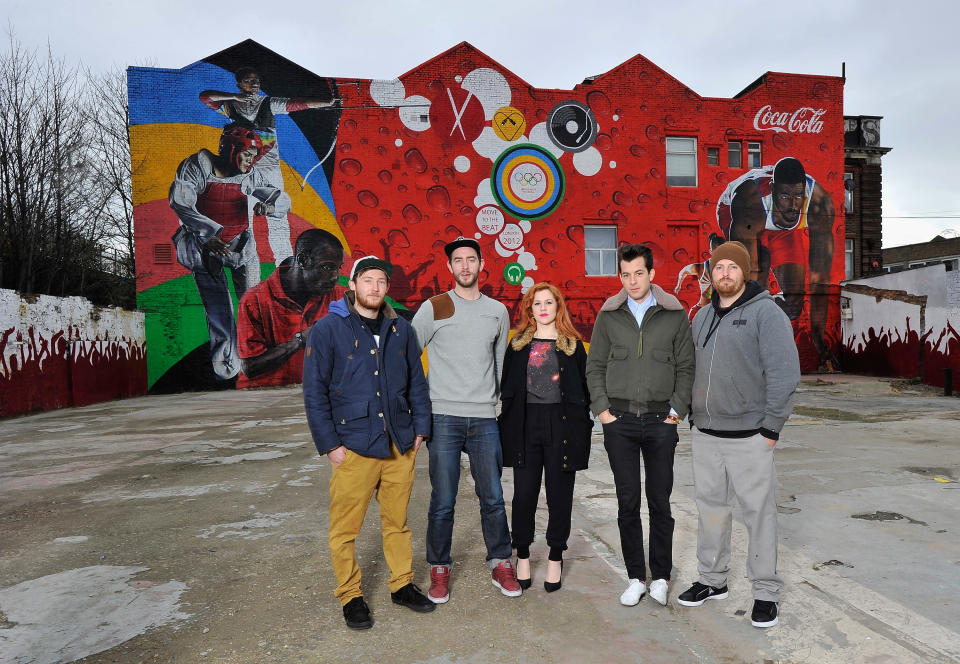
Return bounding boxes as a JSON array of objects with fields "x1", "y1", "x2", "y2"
[
  {"x1": 842, "y1": 266, "x2": 958, "y2": 359},
  {"x1": 0, "y1": 288, "x2": 145, "y2": 379}
]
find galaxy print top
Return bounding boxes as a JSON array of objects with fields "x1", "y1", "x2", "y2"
[{"x1": 526, "y1": 339, "x2": 561, "y2": 404}]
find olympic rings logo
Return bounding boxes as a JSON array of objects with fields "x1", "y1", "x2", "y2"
[{"x1": 513, "y1": 171, "x2": 544, "y2": 185}]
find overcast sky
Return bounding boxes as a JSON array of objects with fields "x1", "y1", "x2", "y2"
[{"x1": 6, "y1": 0, "x2": 959, "y2": 248}]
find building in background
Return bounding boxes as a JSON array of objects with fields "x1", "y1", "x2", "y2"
[
  {"x1": 883, "y1": 234, "x2": 960, "y2": 273},
  {"x1": 843, "y1": 115, "x2": 891, "y2": 280},
  {"x1": 128, "y1": 40, "x2": 847, "y2": 392}
]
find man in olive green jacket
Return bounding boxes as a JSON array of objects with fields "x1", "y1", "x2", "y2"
[{"x1": 586, "y1": 243, "x2": 695, "y2": 608}]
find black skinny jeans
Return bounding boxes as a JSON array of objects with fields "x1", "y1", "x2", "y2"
[
  {"x1": 510, "y1": 403, "x2": 575, "y2": 557},
  {"x1": 602, "y1": 409, "x2": 678, "y2": 581}
]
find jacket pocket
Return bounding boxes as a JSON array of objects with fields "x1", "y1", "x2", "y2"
[
  {"x1": 392, "y1": 395, "x2": 413, "y2": 429},
  {"x1": 605, "y1": 346, "x2": 631, "y2": 397},
  {"x1": 648, "y1": 348, "x2": 677, "y2": 397},
  {"x1": 333, "y1": 401, "x2": 369, "y2": 437},
  {"x1": 710, "y1": 375, "x2": 751, "y2": 417}
]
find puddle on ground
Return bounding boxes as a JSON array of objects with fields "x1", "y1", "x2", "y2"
[{"x1": 851, "y1": 511, "x2": 928, "y2": 526}]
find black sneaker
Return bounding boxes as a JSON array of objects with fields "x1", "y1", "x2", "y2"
[
  {"x1": 676, "y1": 581, "x2": 729, "y2": 607},
  {"x1": 751, "y1": 599, "x2": 779, "y2": 627},
  {"x1": 342, "y1": 596, "x2": 373, "y2": 629},
  {"x1": 391, "y1": 583, "x2": 436, "y2": 613}
]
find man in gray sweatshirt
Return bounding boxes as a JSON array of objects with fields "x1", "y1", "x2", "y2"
[
  {"x1": 411, "y1": 237, "x2": 521, "y2": 603},
  {"x1": 678, "y1": 241, "x2": 800, "y2": 629}
]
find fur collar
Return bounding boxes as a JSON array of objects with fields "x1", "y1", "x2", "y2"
[
  {"x1": 599, "y1": 283, "x2": 684, "y2": 313},
  {"x1": 510, "y1": 327, "x2": 577, "y2": 356}
]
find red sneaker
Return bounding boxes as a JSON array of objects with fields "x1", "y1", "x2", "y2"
[
  {"x1": 428, "y1": 565, "x2": 450, "y2": 604},
  {"x1": 491, "y1": 561, "x2": 522, "y2": 597}
]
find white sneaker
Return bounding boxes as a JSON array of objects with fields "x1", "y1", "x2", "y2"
[
  {"x1": 619, "y1": 578, "x2": 646, "y2": 606},
  {"x1": 649, "y1": 579, "x2": 668, "y2": 605}
]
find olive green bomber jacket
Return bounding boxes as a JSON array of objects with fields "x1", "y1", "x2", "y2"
[{"x1": 585, "y1": 284, "x2": 695, "y2": 419}]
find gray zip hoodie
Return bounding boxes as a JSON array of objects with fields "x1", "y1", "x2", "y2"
[{"x1": 690, "y1": 284, "x2": 800, "y2": 435}]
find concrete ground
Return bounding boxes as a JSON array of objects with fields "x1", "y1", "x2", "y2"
[{"x1": 1, "y1": 375, "x2": 958, "y2": 664}]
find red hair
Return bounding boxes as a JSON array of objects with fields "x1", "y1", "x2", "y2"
[{"x1": 514, "y1": 282, "x2": 581, "y2": 340}]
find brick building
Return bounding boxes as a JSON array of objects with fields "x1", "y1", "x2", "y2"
[
  {"x1": 129, "y1": 40, "x2": 848, "y2": 391},
  {"x1": 883, "y1": 234, "x2": 960, "y2": 273},
  {"x1": 843, "y1": 115, "x2": 891, "y2": 280}
]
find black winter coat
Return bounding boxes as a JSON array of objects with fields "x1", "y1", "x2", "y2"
[{"x1": 497, "y1": 331, "x2": 592, "y2": 471}]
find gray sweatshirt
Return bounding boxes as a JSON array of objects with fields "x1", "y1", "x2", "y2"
[
  {"x1": 690, "y1": 288, "x2": 800, "y2": 435},
  {"x1": 411, "y1": 290, "x2": 510, "y2": 418}
]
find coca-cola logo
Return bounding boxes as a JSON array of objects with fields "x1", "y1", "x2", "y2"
[{"x1": 753, "y1": 105, "x2": 826, "y2": 134}]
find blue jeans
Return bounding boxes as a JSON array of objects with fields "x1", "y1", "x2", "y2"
[{"x1": 426, "y1": 414, "x2": 512, "y2": 567}]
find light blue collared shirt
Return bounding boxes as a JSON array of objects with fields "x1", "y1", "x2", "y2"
[{"x1": 625, "y1": 290, "x2": 657, "y2": 329}]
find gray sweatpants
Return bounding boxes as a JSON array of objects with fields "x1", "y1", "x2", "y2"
[{"x1": 691, "y1": 429, "x2": 783, "y2": 602}]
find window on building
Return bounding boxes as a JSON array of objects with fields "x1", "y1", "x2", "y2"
[
  {"x1": 707, "y1": 147, "x2": 719, "y2": 166},
  {"x1": 845, "y1": 239, "x2": 854, "y2": 280},
  {"x1": 665, "y1": 137, "x2": 697, "y2": 186},
  {"x1": 747, "y1": 142, "x2": 762, "y2": 168},
  {"x1": 728, "y1": 141, "x2": 742, "y2": 168},
  {"x1": 844, "y1": 172, "x2": 854, "y2": 212},
  {"x1": 584, "y1": 226, "x2": 618, "y2": 276}
]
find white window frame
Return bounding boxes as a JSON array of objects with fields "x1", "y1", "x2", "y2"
[
  {"x1": 584, "y1": 226, "x2": 618, "y2": 276},
  {"x1": 844, "y1": 172, "x2": 854, "y2": 212},
  {"x1": 747, "y1": 141, "x2": 762, "y2": 168},
  {"x1": 728, "y1": 140, "x2": 742, "y2": 168},
  {"x1": 665, "y1": 137, "x2": 697, "y2": 187},
  {"x1": 844, "y1": 239, "x2": 854, "y2": 280}
]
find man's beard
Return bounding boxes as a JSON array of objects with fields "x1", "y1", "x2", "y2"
[
  {"x1": 356, "y1": 291, "x2": 384, "y2": 311},
  {"x1": 454, "y1": 271, "x2": 478, "y2": 289},
  {"x1": 714, "y1": 276, "x2": 745, "y2": 298}
]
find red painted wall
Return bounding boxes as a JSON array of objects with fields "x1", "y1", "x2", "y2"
[
  {"x1": 130, "y1": 41, "x2": 846, "y2": 390},
  {"x1": 328, "y1": 44, "x2": 845, "y2": 371},
  {"x1": 0, "y1": 291, "x2": 147, "y2": 418}
]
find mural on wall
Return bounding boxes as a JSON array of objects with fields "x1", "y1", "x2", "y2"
[
  {"x1": 130, "y1": 40, "x2": 846, "y2": 391},
  {"x1": 716, "y1": 156, "x2": 838, "y2": 369},
  {"x1": 842, "y1": 269, "x2": 960, "y2": 388},
  {"x1": 0, "y1": 289, "x2": 146, "y2": 417},
  {"x1": 129, "y1": 40, "x2": 343, "y2": 391}
]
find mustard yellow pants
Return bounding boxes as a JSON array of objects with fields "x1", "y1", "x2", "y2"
[{"x1": 328, "y1": 443, "x2": 417, "y2": 605}]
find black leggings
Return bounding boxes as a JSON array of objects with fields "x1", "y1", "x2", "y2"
[{"x1": 511, "y1": 403, "x2": 574, "y2": 561}]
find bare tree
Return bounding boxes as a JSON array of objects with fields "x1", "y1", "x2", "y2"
[
  {"x1": 0, "y1": 31, "x2": 134, "y2": 306},
  {"x1": 83, "y1": 65, "x2": 136, "y2": 280}
]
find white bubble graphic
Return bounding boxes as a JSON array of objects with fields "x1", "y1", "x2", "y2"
[
  {"x1": 573, "y1": 146, "x2": 603, "y2": 176},
  {"x1": 461, "y1": 68, "x2": 511, "y2": 120},
  {"x1": 369, "y1": 79, "x2": 406, "y2": 107},
  {"x1": 399, "y1": 95, "x2": 430, "y2": 131},
  {"x1": 527, "y1": 122, "x2": 565, "y2": 158}
]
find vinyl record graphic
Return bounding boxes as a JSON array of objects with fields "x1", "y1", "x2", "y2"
[
  {"x1": 547, "y1": 100, "x2": 597, "y2": 153},
  {"x1": 490, "y1": 144, "x2": 565, "y2": 220}
]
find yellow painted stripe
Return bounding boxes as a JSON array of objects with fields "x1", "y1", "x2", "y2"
[{"x1": 130, "y1": 123, "x2": 346, "y2": 249}]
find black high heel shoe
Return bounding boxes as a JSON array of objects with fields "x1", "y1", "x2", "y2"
[
  {"x1": 516, "y1": 558, "x2": 532, "y2": 590},
  {"x1": 544, "y1": 560, "x2": 563, "y2": 593}
]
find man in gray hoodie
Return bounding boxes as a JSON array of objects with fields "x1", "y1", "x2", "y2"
[{"x1": 677, "y1": 241, "x2": 800, "y2": 629}]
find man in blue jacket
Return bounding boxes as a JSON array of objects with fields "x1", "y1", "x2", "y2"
[{"x1": 303, "y1": 255, "x2": 434, "y2": 630}]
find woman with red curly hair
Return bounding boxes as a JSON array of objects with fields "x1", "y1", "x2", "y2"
[{"x1": 498, "y1": 283, "x2": 592, "y2": 592}]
